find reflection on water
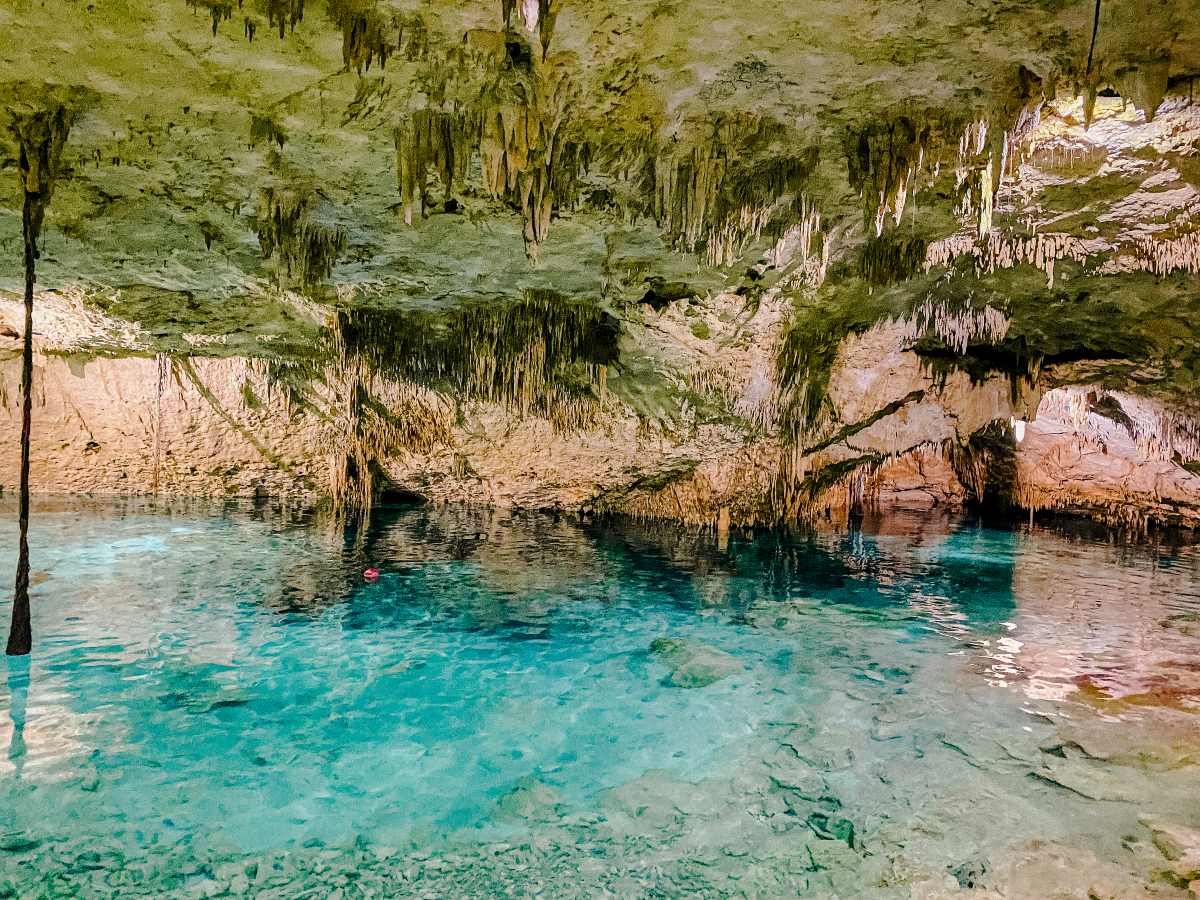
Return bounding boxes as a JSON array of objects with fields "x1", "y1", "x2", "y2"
[{"x1": 0, "y1": 498, "x2": 1198, "y2": 896}]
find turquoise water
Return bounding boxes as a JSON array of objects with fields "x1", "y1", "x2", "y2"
[{"x1": 1, "y1": 500, "x2": 1199, "y2": 897}]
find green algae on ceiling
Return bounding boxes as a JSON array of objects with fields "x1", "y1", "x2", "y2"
[
  {"x1": 0, "y1": 1, "x2": 1187, "y2": 286},
  {"x1": 0, "y1": 0, "x2": 1197, "y2": 427}
]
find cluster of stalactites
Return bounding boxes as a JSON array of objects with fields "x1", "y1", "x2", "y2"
[
  {"x1": 706, "y1": 200, "x2": 780, "y2": 268},
  {"x1": 478, "y1": 72, "x2": 577, "y2": 261},
  {"x1": 690, "y1": 357, "x2": 779, "y2": 434},
  {"x1": 769, "y1": 447, "x2": 886, "y2": 525},
  {"x1": 326, "y1": 1, "x2": 428, "y2": 73},
  {"x1": 192, "y1": 0, "x2": 429, "y2": 71},
  {"x1": 7, "y1": 90, "x2": 80, "y2": 238},
  {"x1": 1074, "y1": 52, "x2": 1172, "y2": 129},
  {"x1": 954, "y1": 102, "x2": 1043, "y2": 239},
  {"x1": 250, "y1": 112, "x2": 287, "y2": 150},
  {"x1": 395, "y1": 82, "x2": 817, "y2": 268},
  {"x1": 264, "y1": 0, "x2": 305, "y2": 38},
  {"x1": 394, "y1": 107, "x2": 480, "y2": 225},
  {"x1": 417, "y1": 297, "x2": 610, "y2": 426},
  {"x1": 925, "y1": 230, "x2": 1092, "y2": 286},
  {"x1": 323, "y1": 330, "x2": 454, "y2": 516},
  {"x1": 1131, "y1": 231, "x2": 1200, "y2": 276},
  {"x1": 846, "y1": 101, "x2": 1038, "y2": 242},
  {"x1": 769, "y1": 199, "x2": 831, "y2": 292},
  {"x1": 256, "y1": 185, "x2": 347, "y2": 287},
  {"x1": 652, "y1": 116, "x2": 817, "y2": 267},
  {"x1": 849, "y1": 94, "x2": 1048, "y2": 245},
  {"x1": 847, "y1": 116, "x2": 928, "y2": 237},
  {"x1": 503, "y1": 0, "x2": 561, "y2": 59},
  {"x1": 1146, "y1": 411, "x2": 1200, "y2": 464},
  {"x1": 1036, "y1": 386, "x2": 1200, "y2": 467},
  {"x1": 895, "y1": 295, "x2": 1009, "y2": 355},
  {"x1": 331, "y1": 293, "x2": 615, "y2": 432},
  {"x1": 395, "y1": 55, "x2": 580, "y2": 261},
  {"x1": 185, "y1": 0, "x2": 233, "y2": 36}
]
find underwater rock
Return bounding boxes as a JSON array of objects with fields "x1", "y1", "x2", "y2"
[
  {"x1": 1141, "y1": 817, "x2": 1200, "y2": 885},
  {"x1": 0, "y1": 831, "x2": 40, "y2": 853},
  {"x1": 648, "y1": 637, "x2": 741, "y2": 688},
  {"x1": 947, "y1": 857, "x2": 989, "y2": 889},
  {"x1": 494, "y1": 776, "x2": 564, "y2": 822}
]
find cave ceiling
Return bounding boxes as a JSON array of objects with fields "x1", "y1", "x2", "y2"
[{"x1": 0, "y1": 0, "x2": 1199, "y2": 396}]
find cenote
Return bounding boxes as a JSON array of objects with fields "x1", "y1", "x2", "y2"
[
  {"x1": 2, "y1": 500, "x2": 1198, "y2": 897},
  {"x1": 5, "y1": 0, "x2": 1200, "y2": 896}
]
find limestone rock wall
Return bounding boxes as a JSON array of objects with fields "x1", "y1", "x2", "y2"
[
  {"x1": 2, "y1": 327, "x2": 1199, "y2": 533},
  {"x1": 0, "y1": 353, "x2": 325, "y2": 498}
]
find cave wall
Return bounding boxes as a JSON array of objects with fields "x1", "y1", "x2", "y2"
[
  {"x1": 0, "y1": 353, "x2": 325, "y2": 498},
  {"x1": 5, "y1": 332, "x2": 1198, "y2": 531}
]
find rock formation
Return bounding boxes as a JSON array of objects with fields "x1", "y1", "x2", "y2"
[{"x1": 0, "y1": 0, "x2": 1198, "y2": 532}]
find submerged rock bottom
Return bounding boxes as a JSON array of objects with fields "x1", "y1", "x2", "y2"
[
  {"x1": 6, "y1": 680, "x2": 1199, "y2": 900},
  {"x1": 4, "y1": 756, "x2": 1196, "y2": 899}
]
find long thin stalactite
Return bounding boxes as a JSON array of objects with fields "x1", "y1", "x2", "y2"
[
  {"x1": 5, "y1": 87, "x2": 82, "y2": 656},
  {"x1": 7, "y1": 187, "x2": 36, "y2": 656}
]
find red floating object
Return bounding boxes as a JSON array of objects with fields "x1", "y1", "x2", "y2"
[{"x1": 363, "y1": 567, "x2": 381, "y2": 581}]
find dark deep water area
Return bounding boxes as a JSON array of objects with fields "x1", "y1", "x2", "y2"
[{"x1": 1, "y1": 498, "x2": 1198, "y2": 897}]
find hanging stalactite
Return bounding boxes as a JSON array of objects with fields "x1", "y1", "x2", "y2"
[
  {"x1": 3, "y1": 83, "x2": 88, "y2": 656},
  {"x1": 256, "y1": 181, "x2": 347, "y2": 287}
]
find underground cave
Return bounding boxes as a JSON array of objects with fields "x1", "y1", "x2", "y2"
[{"x1": 2, "y1": 1, "x2": 1200, "y2": 896}]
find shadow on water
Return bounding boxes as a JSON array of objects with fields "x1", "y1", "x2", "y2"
[{"x1": 4, "y1": 656, "x2": 29, "y2": 778}]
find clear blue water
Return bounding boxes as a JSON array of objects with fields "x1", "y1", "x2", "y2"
[{"x1": 1, "y1": 500, "x2": 1199, "y2": 896}]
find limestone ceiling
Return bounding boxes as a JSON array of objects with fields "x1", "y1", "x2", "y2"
[{"x1": 0, "y1": 0, "x2": 1198, "y2": 344}]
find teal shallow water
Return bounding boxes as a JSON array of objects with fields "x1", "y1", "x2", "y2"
[{"x1": 1, "y1": 500, "x2": 1199, "y2": 896}]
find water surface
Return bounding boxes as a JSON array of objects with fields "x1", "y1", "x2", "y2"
[{"x1": 1, "y1": 500, "x2": 1198, "y2": 897}]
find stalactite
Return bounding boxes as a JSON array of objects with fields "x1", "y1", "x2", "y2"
[
  {"x1": 976, "y1": 156, "x2": 994, "y2": 238},
  {"x1": 250, "y1": 112, "x2": 287, "y2": 150},
  {"x1": 324, "y1": 328, "x2": 454, "y2": 517},
  {"x1": 859, "y1": 234, "x2": 927, "y2": 286},
  {"x1": 653, "y1": 114, "x2": 817, "y2": 263},
  {"x1": 952, "y1": 97, "x2": 1043, "y2": 240},
  {"x1": 187, "y1": 0, "x2": 234, "y2": 35},
  {"x1": 895, "y1": 296, "x2": 1009, "y2": 355},
  {"x1": 925, "y1": 230, "x2": 1093, "y2": 286},
  {"x1": 256, "y1": 184, "x2": 347, "y2": 287},
  {"x1": 1131, "y1": 231, "x2": 1200, "y2": 276},
  {"x1": 1118, "y1": 54, "x2": 1171, "y2": 123},
  {"x1": 847, "y1": 116, "x2": 927, "y2": 237},
  {"x1": 536, "y1": 0, "x2": 559, "y2": 58},
  {"x1": 1036, "y1": 386, "x2": 1200, "y2": 465},
  {"x1": 4, "y1": 84, "x2": 85, "y2": 657},
  {"x1": 477, "y1": 62, "x2": 579, "y2": 261},
  {"x1": 153, "y1": 353, "x2": 170, "y2": 493},
  {"x1": 327, "y1": 0, "x2": 394, "y2": 74},
  {"x1": 331, "y1": 290, "x2": 617, "y2": 431},
  {"x1": 766, "y1": 197, "x2": 821, "y2": 270},
  {"x1": 394, "y1": 107, "x2": 479, "y2": 224},
  {"x1": 769, "y1": 449, "x2": 886, "y2": 524},
  {"x1": 264, "y1": 0, "x2": 305, "y2": 38},
  {"x1": 705, "y1": 200, "x2": 779, "y2": 268}
]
